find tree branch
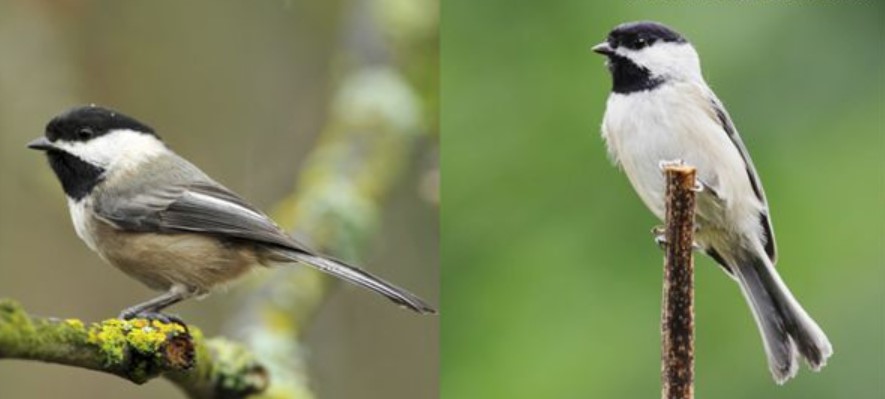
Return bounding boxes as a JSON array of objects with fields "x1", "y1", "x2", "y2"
[
  {"x1": 0, "y1": 299, "x2": 267, "y2": 398},
  {"x1": 661, "y1": 165, "x2": 697, "y2": 399}
]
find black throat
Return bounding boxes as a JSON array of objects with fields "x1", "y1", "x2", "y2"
[
  {"x1": 46, "y1": 151, "x2": 105, "y2": 201},
  {"x1": 607, "y1": 54, "x2": 664, "y2": 94}
]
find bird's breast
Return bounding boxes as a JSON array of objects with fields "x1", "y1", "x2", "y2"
[
  {"x1": 67, "y1": 197, "x2": 100, "y2": 252},
  {"x1": 601, "y1": 84, "x2": 754, "y2": 225}
]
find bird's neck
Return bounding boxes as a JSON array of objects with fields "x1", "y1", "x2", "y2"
[
  {"x1": 607, "y1": 55, "x2": 665, "y2": 94},
  {"x1": 46, "y1": 151, "x2": 105, "y2": 201}
]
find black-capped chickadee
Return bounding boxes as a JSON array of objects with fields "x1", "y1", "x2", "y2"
[
  {"x1": 28, "y1": 105, "x2": 435, "y2": 320},
  {"x1": 593, "y1": 21, "x2": 831, "y2": 383}
]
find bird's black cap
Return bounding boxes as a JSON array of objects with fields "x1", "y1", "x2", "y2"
[
  {"x1": 44, "y1": 105, "x2": 158, "y2": 143},
  {"x1": 606, "y1": 21, "x2": 686, "y2": 51}
]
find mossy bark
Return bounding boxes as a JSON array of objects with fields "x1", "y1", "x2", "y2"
[{"x1": 0, "y1": 299, "x2": 268, "y2": 398}]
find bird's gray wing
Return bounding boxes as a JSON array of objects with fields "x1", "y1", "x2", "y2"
[
  {"x1": 94, "y1": 174, "x2": 310, "y2": 253},
  {"x1": 90, "y1": 155, "x2": 435, "y2": 314},
  {"x1": 707, "y1": 96, "x2": 777, "y2": 263}
]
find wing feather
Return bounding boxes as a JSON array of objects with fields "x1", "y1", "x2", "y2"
[
  {"x1": 707, "y1": 95, "x2": 777, "y2": 263},
  {"x1": 89, "y1": 154, "x2": 435, "y2": 313},
  {"x1": 93, "y1": 155, "x2": 311, "y2": 253}
]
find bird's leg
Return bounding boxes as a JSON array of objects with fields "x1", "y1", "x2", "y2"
[
  {"x1": 651, "y1": 225, "x2": 668, "y2": 249},
  {"x1": 119, "y1": 285, "x2": 193, "y2": 329},
  {"x1": 651, "y1": 225, "x2": 702, "y2": 251}
]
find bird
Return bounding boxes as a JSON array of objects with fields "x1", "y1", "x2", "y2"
[
  {"x1": 592, "y1": 21, "x2": 831, "y2": 383},
  {"x1": 27, "y1": 105, "x2": 436, "y2": 322}
]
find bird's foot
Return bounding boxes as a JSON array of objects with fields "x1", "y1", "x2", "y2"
[
  {"x1": 657, "y1": 159, "x2": 685, "y2": 171},
  {"x1": 117, "y1": 308, "x2": 194, "y2": 370},
  {"x1": 119, "y1": 309, "x2": 189, "y2": 332},
  {"x1": 651, "y1": 225, "x2": 703, "y2": 251},
  {"x1": 651, "y1": 225, "x2": 668, "y2": 249}
]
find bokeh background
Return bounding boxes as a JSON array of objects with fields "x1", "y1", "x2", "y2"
[
  {"x1": 0, "y1": 1, "x2": 438, "y2": 398},
  {"x1": 442, "y1": 2, "x2": 883, "y2": 399}
]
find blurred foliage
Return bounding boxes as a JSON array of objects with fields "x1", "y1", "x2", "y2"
[{"x1": 442, "y1": 2, "x2": 883, "y2": 399}]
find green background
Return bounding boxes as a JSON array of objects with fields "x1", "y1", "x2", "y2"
[{"x1": 442, "y1": 2, "x2": 883, "y2": 398}]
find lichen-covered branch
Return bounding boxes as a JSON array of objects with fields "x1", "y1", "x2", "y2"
[
  {"x1": 0, "y1": 299, "x2": 267, "y2": 398},
  {"x1": 660, "y1": 165, "x2": 697, "y2": 399},
  {"x1": 165, "y1": 336, "x2": 268, "y2": 399}
]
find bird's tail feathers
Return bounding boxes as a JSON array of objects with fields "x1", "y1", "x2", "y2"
[
  {"x1": 732, "y1": 247, "x2": 832, "y2": 384},
  {"x1": 272, "y1": 249, "x2": 436, "y2": 314}
]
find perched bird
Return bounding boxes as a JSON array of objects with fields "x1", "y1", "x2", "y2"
[
  {"x1": 28, "y1": 105, "x2": 435, "y2": 321},
  {"x1": 592, "y1": 21, "x2": 831, "y2": 383}
]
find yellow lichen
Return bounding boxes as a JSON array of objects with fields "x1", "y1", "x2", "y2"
[
  {"x1": 151, "y1": 319, "x2": 186, "y2": 335},
  {"x1": 87, "y1": 319, "x2": 128, "y2": 364},
  {"x1": 64, "y1": 319, "x2": 85, "y2": 331},
  {"x1": 127, "y1": 319, "x2": 185, "y2": 355},
  {"x1": 85, "y1": 318, "x2": 187, "y2": 365},
  {"x1": 130, "y1": 319, "x2": 148, "y2": 329}
]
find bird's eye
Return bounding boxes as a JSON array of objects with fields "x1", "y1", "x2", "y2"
[
  {"x1": 634, "y1": 37, "x2": 647, "y2": 49},
  {"x1": 77, "y1": 128, "x2": 94, "y2": 140}
]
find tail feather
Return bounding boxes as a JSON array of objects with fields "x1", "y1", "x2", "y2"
[
  {"x1": 277, "y1": 250, "x2": 436, "y2": 314},
  {"x1": 732, "y1": 247, "x2": 832, "y2": 384}
]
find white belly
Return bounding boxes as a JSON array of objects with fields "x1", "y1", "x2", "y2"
[{"x1": 601, "y1": 83, "x2": 763, "y2": 235}]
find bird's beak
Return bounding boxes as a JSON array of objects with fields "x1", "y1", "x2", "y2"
[
  {"x1": 592, "y1": 42, "x2": 614, "y2": 56},
  {"x1": 27, "y1": 136, "x2": 54, "y2": 151}
]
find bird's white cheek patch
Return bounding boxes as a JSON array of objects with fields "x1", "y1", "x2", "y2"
[
  {"x1": 617, "y1": 43, "x2": 701, "y2": 82},
  {"x1": 55, "y1": 129, "x2": 167, "y2": 172}
]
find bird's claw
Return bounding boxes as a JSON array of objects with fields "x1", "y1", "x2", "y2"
[
  {"x1": 654, "y1": 234, "x2": 668, "y2": 249},
  {"x1": 119, "y1": 310, "x2": 189, "y2": 332},
  {"x1": 652, "y1": 225, "x2": 668, "y2": 249},
  {"x1": 651, "y1": 225, "x2": 702, "y2": 251},
  {"x1": 658, "y1": 159, "x2": 685, "y2": 171}
]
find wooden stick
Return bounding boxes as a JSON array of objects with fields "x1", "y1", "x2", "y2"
[{"x1": 661, "y1": 165, "x2": 697, "y2": 399}]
